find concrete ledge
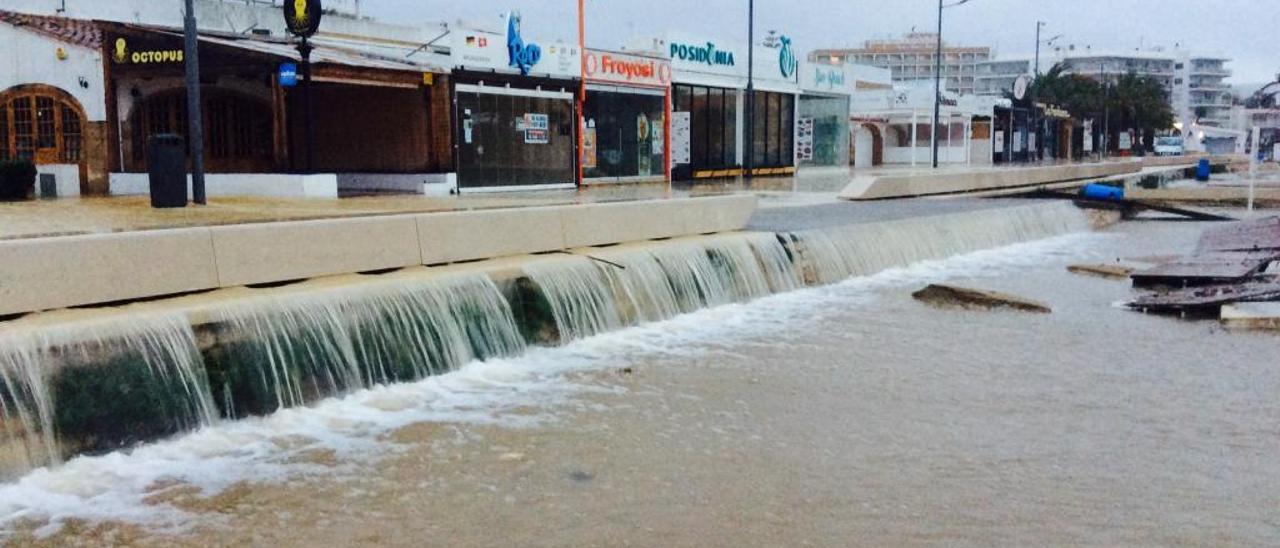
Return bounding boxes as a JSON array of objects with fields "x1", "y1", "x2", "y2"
[
  {"x1": 839, "y1": 162, "x2": 1140, "y2": 201},
  {"x1": 560, "y1": 196, "x2": 756, "y2": 247},
  {"x1": 686, "y1": 195, "x2": 759, "y2": 235},
  {"x1": 110, "y1": 173, "x2": 340, "y2": 199},
  {"x1": 35, "y1": 164, "x2": 81, "y2": 198},
  {"x1": 212, "y1": 215, "x2": 423, "y2": 287},
  {"x1": 0, "y1": 228, "x2": 218, "y2": 315},
  {"x1": 418, "y1": 206, "x2": 566, "y2": 265},
  {"x1": 1138, "y1": 154, "x2": 1204, "y2": 168},
  {"x1": 1221, "y1": 302, "x2": 1280, "y2": 330},
  {"x1": 1127, "y1": 186, "x2": 1280, "y2": 205},
  {"x1": 0, "y1": 196, "x2": 758, "y2": 315}
]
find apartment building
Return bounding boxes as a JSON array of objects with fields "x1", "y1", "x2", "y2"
[
  {"x1": 974, "y1": 48, "x2": 1233, "y2": 127},
  {"x1": 810, "y1": 32, "x2": 990, "y2": 95}
]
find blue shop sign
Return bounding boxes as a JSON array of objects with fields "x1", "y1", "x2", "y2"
[
  {"x1": 278, "y1": 63, "x2": 298, "y2": 87},
  {"x1": 506, "y1": 11, "x2": 542, "y2": 75}
]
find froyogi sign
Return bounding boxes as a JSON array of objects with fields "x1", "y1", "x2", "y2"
[
  {"x1": 585, "y1": 49, "x2": 672, "y2": 88},
  {"x1": 452, "y1": 12, "x2": 578, "y2": 78}
]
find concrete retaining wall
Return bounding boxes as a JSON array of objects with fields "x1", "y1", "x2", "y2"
[
  {"x1": 839, "y1": 161, "x2": 1141, "y2": 201},
  {"x1": 0, "y1": 196, "x2": 757, "y2": 316},
  {"x1": 34, "y1": 165, "x2": 82, "y2": 199},
  {"x1": 110, "y1": 173, "x2": 340, "y2": 199}
]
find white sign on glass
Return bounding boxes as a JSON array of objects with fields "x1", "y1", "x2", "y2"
[{"x1": 672, "y1": 112, "x2": 692, "y2": 165}]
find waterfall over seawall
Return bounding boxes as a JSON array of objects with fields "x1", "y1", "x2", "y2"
[
  {"x1": 522, "y1": 233, "x2": 800, "y2": 343},
  {"x1": 787, "y1": 202, "x2": 1090, "y2": 284},
  {"x1": 208, "y1": 274, "x2": 526, "y2": 418},
  {"x1": 0, "y1": 202, "x2": 1090, "y2": 477},
  {"x1": 0, "y1": 316, "x2": 216, "y2": 474}
]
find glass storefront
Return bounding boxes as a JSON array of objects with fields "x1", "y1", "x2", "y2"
[
  {"x1": 583, "y1": 89, "x2": 665, "y2": 180},
  {"x1": 797, "y1": 95, "x2": 849, "y2": 167},
  {"x1": 455, "y1": 85, "x2": 576, "y2": 189},
  {"x1": 673, "y1": 84, "x2": 738, "y2": 174},
  {"x1": 748, "y1": 91, "x2": 795, "y2": 169}
]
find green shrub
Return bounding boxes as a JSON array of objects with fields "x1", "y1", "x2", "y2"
[{"x1": 0, "y1": 160, "x2": 36, "y2": 201}]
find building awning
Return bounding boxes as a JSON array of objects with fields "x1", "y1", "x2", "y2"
[{"x1": 115, "y1": 24, "x2": 448, "y2": 87}]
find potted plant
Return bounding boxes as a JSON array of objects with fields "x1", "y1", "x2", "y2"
[{"x1": 0, "y1": 160, "x2": 37, "y2": 201}]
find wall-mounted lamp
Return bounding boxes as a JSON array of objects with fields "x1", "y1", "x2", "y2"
[{"x1": 55, "y1": 47, "x2": 68, "y2": 61}]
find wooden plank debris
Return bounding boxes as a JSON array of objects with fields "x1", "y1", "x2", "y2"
[
  {"x1": 1130, "y1": 277, "x2": 1280, "y2": 313},
  {"x1": 1195, "y1": 216, "x2": 1280, "y2": 253},
  {"x1": 1131, "y1": 251, "x2": 1280, "y2": 288}
]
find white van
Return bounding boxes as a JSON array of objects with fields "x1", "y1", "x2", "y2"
[{"x1": 1154, "y1": 136, "x2": 1185, "y2": 156}]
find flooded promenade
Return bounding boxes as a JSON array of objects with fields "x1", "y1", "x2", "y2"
[{"x1": 4, "y1": 214, "x2": 1277, "y2": 546}]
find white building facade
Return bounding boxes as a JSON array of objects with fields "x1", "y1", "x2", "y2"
[
  {"x1": 975, "y1": 49, "x2": 1233, "y2": 128},
  {"x1": 811, "y1": 33, "x2": 991, "y2": 95}
]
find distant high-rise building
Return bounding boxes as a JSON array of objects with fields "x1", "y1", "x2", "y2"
[
  {"x1": 975, "y1": 48, "x2": 1234, "y2": 127},
  {"x1": 809, "y1": 33, "x2": 992, "y2": 95}
]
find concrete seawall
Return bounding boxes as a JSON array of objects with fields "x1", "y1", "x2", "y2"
[
  {"x1": 0, "y1": 196, "x2": 757, "y2": 317},
  {"x1": 838, "y1": 156, "x2": 1243, "y2": 201}
]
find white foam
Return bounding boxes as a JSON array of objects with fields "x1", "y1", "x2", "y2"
[{"x1": 0, "y1": 232, "x2": 1101, "y2": 537}]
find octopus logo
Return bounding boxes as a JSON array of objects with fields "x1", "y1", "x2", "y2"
[
  {"x1": 284, "y1": 0, "x2": 322, "y2": 38},
  {"x1": 292, "y1": 0, "x2": 309, "y2": 29},
  {"x1": 113, "y1": 38, "x2": 128, "y2": 64}
]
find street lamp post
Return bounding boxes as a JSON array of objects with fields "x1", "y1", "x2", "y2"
[
  {"x1": 745, "y1": 0, "x2": 755, "y2": 179},
  {"x1": 182, "y1": 0, "x2": 206, "y2": 204},
  {"x1": 931, "y1": 0, "x2": 972, "y2": 169}
]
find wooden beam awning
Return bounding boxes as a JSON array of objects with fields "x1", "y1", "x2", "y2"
[{"x1": 107, "y1": 23, "x2": 444, "y2": 87}]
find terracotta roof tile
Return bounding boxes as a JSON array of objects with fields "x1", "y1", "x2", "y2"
[{"x1": 0, "y1": 10, "x2": 102, "y2": 50}]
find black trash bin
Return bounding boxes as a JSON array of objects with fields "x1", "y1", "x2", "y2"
[{"x1": 147, "y1": 134, "x2": 187, "y2": 208}]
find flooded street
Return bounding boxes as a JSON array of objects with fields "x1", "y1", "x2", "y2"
[{"x1": 11, "y1": 218, "x2": 1280, "y2": 547}]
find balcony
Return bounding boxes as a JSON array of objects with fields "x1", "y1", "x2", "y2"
[
  {"x1": 1190, "y1": 97, "x2": 1233, "y2": 108},
  {"x1": 1190, "y1": 67, "x2": 1232, "y2": 77}
]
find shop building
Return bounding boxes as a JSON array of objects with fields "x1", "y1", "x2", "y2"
[
  {"x1": 797, "y1": 62, "x2": 854, "y2": 169},
  {"x1": 581, "y1": 48, "x2": 671, "y2": 183},
  {"x1": 450, "y1": 12, "x2": 581, "y2": 192},
  {"x1": 850, "y1": 87, "x2": 996, "y2": 167},
  {"x1": 0, "y1": 10, "x2": 455, "y2": 198},
  {"x1": 656, "y1": 31, "x2": 800, "y2": 180}
]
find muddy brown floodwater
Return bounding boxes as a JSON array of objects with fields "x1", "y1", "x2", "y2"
[{"x1": 14, "y1": 218, "x2": 1280, "y2": 547}]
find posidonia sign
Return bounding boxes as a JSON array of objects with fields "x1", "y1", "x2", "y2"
[{"x1": 584, "y1": 49, "x2": 672, "y2": 88}]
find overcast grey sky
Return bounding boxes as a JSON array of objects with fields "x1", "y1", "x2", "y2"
[{"x1": 364, "y1": 0, "x2": 1277, "y2": 87}]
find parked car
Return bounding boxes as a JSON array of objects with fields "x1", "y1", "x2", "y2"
[{"x1": 1154, "y1": 136, "x2": 1185, "y2": 156}]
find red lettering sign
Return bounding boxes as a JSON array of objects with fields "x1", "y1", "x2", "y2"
[{"x1": 584, "y1": 49, "x2": 671, "y2": 88}]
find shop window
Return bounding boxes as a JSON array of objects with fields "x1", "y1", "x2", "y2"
[
  {"x1": 675, "y1": 84, "x2": 738, "y2": 171},
  {"x1": 0, "y1": 105, "x2": 8, "y2": 162},
  {"x1": 748, "y1": 91, "x2": 795, "y2": 169},
  {"x1": 584, "y1": 89, "x2": 664, "y2": 179},
  {"x1": 455, "y1": 87, "x2": 575, "y2": 189},
  {"x1": 128, "y1": 89, "x2": 271, "y2": 172},
  {"x1": 0, "y1": 88, "x2": 86, "y2": 164}
]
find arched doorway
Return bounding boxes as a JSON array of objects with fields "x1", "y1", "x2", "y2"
[
  {"x1": 0, "y1": 85, "x2": 86, "y2": 166},
  {"x1": 126, "y1": 88, "x2": 273, "y2": 173},
  {"x1": 850, "y1": 123, "x2": 884, "y2": 168}
]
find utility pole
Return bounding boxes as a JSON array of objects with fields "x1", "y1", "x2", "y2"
[
  {"x1": 299, "y1": 37, "x2": 315, "y2": 173},
  {"x1": 183, "y1": 0, "x2": 206, "y2": 204},
  {"x1": 930, "y1": 0, "x2": 972, "y2": 169},
  {"x1": 931, "y1": 0, "x2": 943, "y2": 169},
  {"x1": 1100, "y1": 64, "x2": 1108, "y2": 161},
  {"x1": 745, "y1": 0, "x2": 755, "y2": 180},
  {"x1": 1032, "y1": 20, "x2": 1045, "y2": 163},
  {"x1": 576, "y1": 0, "x2": 585, "y2": 187}
]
